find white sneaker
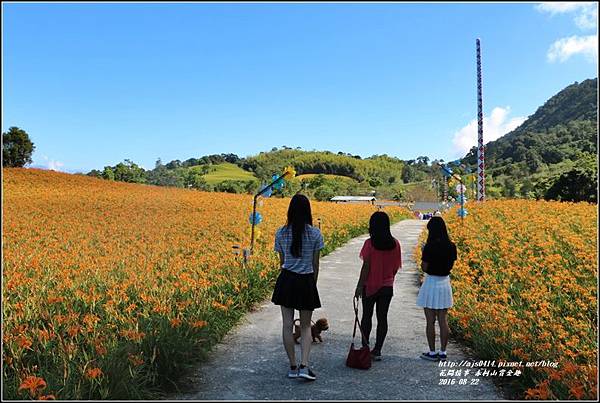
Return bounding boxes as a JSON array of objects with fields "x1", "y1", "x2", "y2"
[
  {"x1": 287, "y1": 366, "x2": 299, "y2": 378},
  {"x1": 298, "y1": 366, "x2": 316, "y2": 381}
]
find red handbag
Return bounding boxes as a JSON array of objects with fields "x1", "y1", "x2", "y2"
[{"x1": 345, "y1": 296, "x2": 372, "y2": 370}]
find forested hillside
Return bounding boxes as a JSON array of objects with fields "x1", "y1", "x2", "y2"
[{"x1": 460, "y1": 78, "x2": 597, "y2": 201}]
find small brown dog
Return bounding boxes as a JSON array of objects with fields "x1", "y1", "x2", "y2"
[{"x1": 293, "y1": 318, "x2": 329, "y2": 343}]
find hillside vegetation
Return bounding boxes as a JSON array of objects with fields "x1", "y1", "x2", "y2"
[
  {"x1": 460, "y1": 78, "x2": 597, "y2": 201},
  {"x1": 202, "y1": 163, "x2": 258, "y2": 184},
  {"x1": 87, "y1": 149, "x2": 440, "y2": 201}
]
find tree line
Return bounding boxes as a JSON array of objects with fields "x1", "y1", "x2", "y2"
[{"x1": 3, "y1": 126, "x2": 597, "y2": 203}]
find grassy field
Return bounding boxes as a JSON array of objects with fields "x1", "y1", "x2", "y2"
[
  {"x1": 2, "y1": 168, "x2": 411, "y2": 400},
  {"x1": 295, "y1": 173, "x2": 358, "y2": 182},
  {"x1": 202, "y1": 163, "x2": 258, "y2": 184}
]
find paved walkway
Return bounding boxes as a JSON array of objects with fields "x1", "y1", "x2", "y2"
[{"x1": 178, "y1": 219, "x2": 501, "y2": 400}]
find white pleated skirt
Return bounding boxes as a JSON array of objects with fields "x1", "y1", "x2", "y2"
[{"x1": 416, "y1": 274, "x2": 453, "y2": 309}]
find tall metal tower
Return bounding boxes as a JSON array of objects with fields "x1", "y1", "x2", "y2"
[{"x1": 476, "y1": 38, "x2": 485, "y2": 201}]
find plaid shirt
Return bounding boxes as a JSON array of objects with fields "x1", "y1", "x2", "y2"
[{"x1": 274, "y1": 225, "x2": 324, "y2": 274}]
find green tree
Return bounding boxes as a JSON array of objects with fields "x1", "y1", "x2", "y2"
[
  {"x1": 368, "y1": 177, "x2": 383, "y2": 187},
  {"x1": 392, "y1": 188, "x2": 405, "y2": 201},
  {"x1": 87, "y1": 169, "x2": 102, "y2": 178},
  {"x1": 308, "y1": 174, "x2": 327, "y2": 189},
  {"x1": 520, "y1": 178, "x2": 535, "y2": 199},
  {"x1": 544, "y1": 166, "x2": 597, "y2": 203},
  {"x1": 214, "y1": 180, "x2": 245, "y2": 194},
  {"x1": 102, "y1": 166, "x2": 115, "y2": 180},
  {"x1": 2, "y1": 127, "x2": 35, "y2": 167},
  {"x1": 165, "y1": 159, "x2": 182, "y2": 169},
  {"x1": 314, "y1": 185, "x2": 335, "y2": 201},
  {"x1": 525, "y1": 151, "x2": 543, "y2": 173},
  {"x1": 401, "y1": 165, "x2": 416, "y2": 183},
  {"x1": 113, "y1": 160, "x2": 146, "y2": 183},
  {"x1": 416, "y1": 156, "x2": 430, "y2": 166},
  {"x1": 183, "y1": 171, "x2": 210, "y2": 190},
  {"x1": 244, "y1": 181, "x2": 258, "y2": 194},
  {"x1": 502, "y1": 177, "x2": 517, "y2": 198}
]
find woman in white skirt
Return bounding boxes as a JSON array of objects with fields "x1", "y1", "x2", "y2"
[{"x1": 416, "y1": 216, "x2": 457, "y2": 362}]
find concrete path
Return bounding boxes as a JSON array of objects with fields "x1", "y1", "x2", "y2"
[{"x1": 178, "y1": 219, "x2": 502, "y2": 400}]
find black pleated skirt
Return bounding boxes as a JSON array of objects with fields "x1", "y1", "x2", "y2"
[{"x1": 271, "y1": 269, "x2": 321, "y2": 311}]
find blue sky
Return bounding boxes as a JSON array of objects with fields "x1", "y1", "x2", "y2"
[{"x1": 2, "y1": 2, "x2": 598, "y2": 173}]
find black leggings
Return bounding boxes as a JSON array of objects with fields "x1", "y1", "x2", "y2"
[{"x1": 360, "y1": 286, "x2": 393, "y2": 353}]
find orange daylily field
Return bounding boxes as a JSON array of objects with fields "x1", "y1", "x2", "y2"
[
  {"x1": 417, "y1": 200, "x2": 597, "y2": 400},
  {"x1": 2, "y1": 168, "x2": 412, "y2": 399}
]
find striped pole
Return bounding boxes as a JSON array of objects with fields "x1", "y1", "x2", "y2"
[{"x1": 476, "y1": 38, "x2": 485, "y2": 201}]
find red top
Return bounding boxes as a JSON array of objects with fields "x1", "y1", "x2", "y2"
[{"x1": 360, "y1": 238, "x2": 402, "y2": 297}]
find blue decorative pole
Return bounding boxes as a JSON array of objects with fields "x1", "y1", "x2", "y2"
[
  {"x1": 249, "y1": 166, "x2": 295, "y2": 255},
  {"x1": 250, "y1": 174, "x2": 283, "y2": 254},
  {"x1": 438, "y1": 163, "x2": 467, "y2": 224}
]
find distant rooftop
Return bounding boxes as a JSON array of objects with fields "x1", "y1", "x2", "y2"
[{"x1": 330, "y1": 196, "x2": 376, "y2": 202}]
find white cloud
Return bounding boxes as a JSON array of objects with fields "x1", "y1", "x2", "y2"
[
  {"x1": 47, "y1": 160, "x2": 65, "y2": 171},
  {"x1": 452, "y1": 106, "x2": 527, "y2": 156},
  {"x1": 574, "y1": 6, "x2": 598, "y2": 30},
  {"x1": 535, "y1": 3, "x2": 598, "y2": 63},
  {"x1": 36, "y1": 155, "x2": 66, "y2": 172},
  {"x1": 535, "y1": 2, "x2": 598, "y2": 30},
  {"x1": 535, "y1": 2, "x2": 590, "y2": 15},
  {"x1": 547, "y1": 34, "x2": 598, "y2": 62}
]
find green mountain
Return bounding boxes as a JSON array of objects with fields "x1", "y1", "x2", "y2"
[
  {"x1": 238, "y1": 148, "x2": 437, "y2": 201},
  {"x1": 88, "y1": 148, "x2": 441, "y2": 201},
  {"x1": 460, "y1": 78, "x2": 597, "y2": 201}
]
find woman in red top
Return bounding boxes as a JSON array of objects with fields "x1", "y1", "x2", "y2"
[{"x1": 354, "y1": 211, "x2": 402, "y2": 361}]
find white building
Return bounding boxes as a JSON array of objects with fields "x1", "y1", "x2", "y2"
[{"x1": 330, "y1": 196, "x2": 376, "y2": 204}]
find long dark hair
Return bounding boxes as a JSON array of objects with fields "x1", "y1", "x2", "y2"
[
  {"x1": 369, "y1": 211, "x2": 396, "y2": 251},
  {"x1": 286, "y1": 194, "x2": 313, "y2": 258},
  {"x1": 426, "y1": 216, "x2": 451, "y2": 245}
]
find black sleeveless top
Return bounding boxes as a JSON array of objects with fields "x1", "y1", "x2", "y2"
[{"x1": 421, "y1": 240, "x2": 457, "y2": 276}]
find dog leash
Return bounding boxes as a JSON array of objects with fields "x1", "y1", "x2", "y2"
[{"x1": 294, "y1": 318, "x2": 317, "y2": 326}]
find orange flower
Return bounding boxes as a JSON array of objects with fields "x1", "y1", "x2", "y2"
[
  {"x1": 18, "y1": 376, "x2": 46, "y2": 396},
  {"x1": 95, "y1": 343, "x2": 107, "y2": 356},
  {"x1": 15, "y1": 335, "x2": 32, "y2": 350},
  {"x1": 47, "y1": 296, "x2": 64, "y2": 304},
  {"x1": 38, "y1": 329, "x2": 54, "y2": 343},
  {"x1": 86, "y1": 367, "x2": 103, "y2": 379},
  {"x1": 83, "y1": 314, "x2": 100, "y2": 328},
  {"x1": 67, "y1": 325, "x2": 81, "y2": 338},
  {"x1": 562, "y1": 362, "x2": 578, "y2": 375},
  {"x1": 191, "y1": 320, "x2": 208, "y2": 328},
  {"x1": 128, "y1": 353, "x2": 144, "y2": 367},
  {"x1": 120, "y1": 330, "x2": 145, "y2": 342},
  {"x1": 548, "y1": 370, "x2": 562, "y2": 381},
  {"x1": 525, "y1": 380, "x2": 551, "y2": 400},
  {"x1": 212, "y1": 301, "x2": 228, "y2": 311},
  {"x1": 170, "y1": 318, "x2": 182, "y2": 328},
  {"x1": 569, "y1": 384, "x2": 585, "y2": 399}
]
